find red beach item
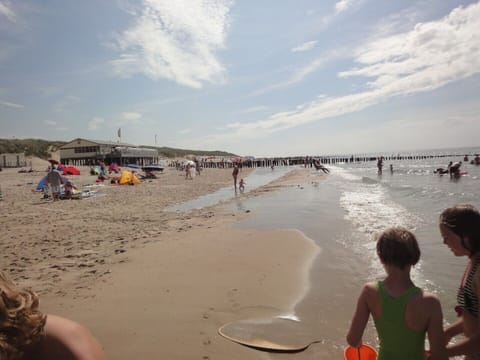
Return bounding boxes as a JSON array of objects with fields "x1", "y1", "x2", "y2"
[{"x1": 344, "y1": 344, "x2": 377, "y2": 360}]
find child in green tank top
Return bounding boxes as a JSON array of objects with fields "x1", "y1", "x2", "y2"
[{"x1": 346, "y1": 227, "x2": 447, "y2": 360}]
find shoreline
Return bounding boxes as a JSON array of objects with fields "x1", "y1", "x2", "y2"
[
  {"x1": 41, "y1": 225, "x2": 319, "y2": 359},
  {"x1": 1, "y1": 162, "x2": 326, "y2": 359}
]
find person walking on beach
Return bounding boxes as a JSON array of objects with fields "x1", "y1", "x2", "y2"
[
  {"x1": 185, "y1": 163, "x2": 193, "y2": 180},
  {"x1": 46, "y1": 165, "x2": 62, "y2": 201},
  {"x1": 346, "y1": 227, "x2": 447, "y2": 360},
  {"x1": 232, "y1": 164, "x2": 239, "y2": 188},
  {"x1": 195, "y1": 160, "x2": 201, "y2": 176},
  {"x1": 0, "y1": 272, "x2": 107, "y2": 360},
  {"x1": 439, "y1": 204, "x2": 480, "y2": 359}
]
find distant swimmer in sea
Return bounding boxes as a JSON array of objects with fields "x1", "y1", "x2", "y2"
[
  {"x1": 434, "y1": 168, "x2": 450, "y2": 175},
  {"x1": 449, "y1": 161, "x2": 462, "y2": 178},
  {"x1": 314, "y1": 160, "x2": 330, "y2": 174},
  {"x1": 473, "y1": 154, "x2": 480, "y2": 166},
  {"x1": 434, "y1": 161, "x2": 453, "y2": 175}
]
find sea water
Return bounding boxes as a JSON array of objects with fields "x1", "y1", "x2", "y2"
[
  {"x1": 169, "y1": 147, "x2": 480, "y2": 354},
  {"x1": 227, "y1": 146, "x2": 480, "y2": 354},
  {"x1": 164, "y1": 166, "x2": 292, "y2": 212}
]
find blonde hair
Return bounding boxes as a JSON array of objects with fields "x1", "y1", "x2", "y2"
[{"x1": 0, "y1": 272, "x2": 46, "y2": 359}]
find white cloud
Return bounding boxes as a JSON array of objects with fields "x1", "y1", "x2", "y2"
[
  {"x1": 0, "y1": 1, "x2": 16, "y2": 23},
  {"x1": 88, "y1": 117, "x2": 105, "y2": 131},
  {"x1": 178, "y1": 128, "x2": 191, "y2": 134},
  {"x1": 112, "y1": 0, "x2": 233, "y2": 88},
  {"x1": 122, "y1": 112, "x2": 142, "y2": 120},
  {"x1": 45, "y1": 120, "x2": 57, "y2": 126},
  {"x1": 319, "y1": 0, "x2": 359, "y2": 29},
  {"x1": 291, "y1": 41, "x2": 317, "y2": 53},
  {"x1": 53, "y1": 94, "x2": 81, "y2": 113},
  {"x1": 220, "y1": 2, "x2": 480, "y2": 138},
  {"x1": 0, "y1": 100, "x2": 23, "y2": 108},
  {"x1": 66, "y1": 95, "x2": 81, "y2": 102},
  {"x1": 339, "y1": 3, "x2": 480, "y2": 91},
  {"x1": 371, "y1": 6, "x2": 422, "y2": 38},
  {"x1": 335, "y1": 0, "x2": 355, "y2": 14},
  {"x1": 240, "y1": 105, "x2": 269, "y2": 114},
  {"x1": 253, "y1": 50, "x2": 345, "y2": 95}
]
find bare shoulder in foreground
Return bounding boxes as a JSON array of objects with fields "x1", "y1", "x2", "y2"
[
  {"x1": 25, "y1": 314, "x2": 107, "y2": 360},
  {"x1": 0, "y1": 271, "x2": 107, "y2": 360}
]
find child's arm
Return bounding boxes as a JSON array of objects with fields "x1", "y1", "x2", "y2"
[
  {"x1": 446, "y1": 318, "x2": 480, "y2": 357},
  {"x1": 346, "y1": 283, "x2": 372, "y2": 347},
  {"x1": 446, "y1": 270, "x2": 480, "y2": 357},
  {"x1": 425, "y1": 294, "x2": 448, "y2": 360},
  {"x1": 444, "y1": 318, "x2": 463, "y2": 343}
]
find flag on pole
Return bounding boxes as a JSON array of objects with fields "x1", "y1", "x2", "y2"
[{"x1": 117, "y1": 128, "x2": 121, "y2": 139}]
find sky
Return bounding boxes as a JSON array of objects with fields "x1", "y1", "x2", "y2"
[{"x1": 1, "y1": 0, "x2": 479, "y2": 157}]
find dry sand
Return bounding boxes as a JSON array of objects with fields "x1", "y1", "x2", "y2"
[{"x1": 0, "y1": 160, "x2": 331, "y2": 359}]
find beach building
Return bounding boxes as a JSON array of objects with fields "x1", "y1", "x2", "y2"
[{"x1": 59, "y1": 138, "x2": 158, "y2": 166}]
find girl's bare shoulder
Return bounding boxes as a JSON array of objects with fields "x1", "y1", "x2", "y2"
[
  {"x1": 413, "y1": 289, "x2": 442, "y2": 310},
  {"x1": 362, "y1": 281, "x2": 380, "y2": 298}
]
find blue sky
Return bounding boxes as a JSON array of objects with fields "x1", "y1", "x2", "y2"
[{"x1": 1, "y1": 0, "x2": 479, "y2": 157}]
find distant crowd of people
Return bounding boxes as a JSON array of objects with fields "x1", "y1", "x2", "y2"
[
  {"x1": 432, "y1": 154, "x2": 480, "y2": 178},
  {"x1": 375, "y1": 153, "x2": 480, "y2": 178},
  {"x1": 434, "y1": 160, "x2": 466, "y2": 178}
]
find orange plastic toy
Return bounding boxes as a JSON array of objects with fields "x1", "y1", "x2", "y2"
[{"x1": 344, "y1": 344, "x2": 378, "y2": 360}]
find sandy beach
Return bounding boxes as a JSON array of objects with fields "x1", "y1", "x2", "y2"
[{"x1": 0, "y1": 158, "x2": 330, "y2": 359}]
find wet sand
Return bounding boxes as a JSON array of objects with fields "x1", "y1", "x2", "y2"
[{"x1": 1, "y1": 159, "x2": 338, "y2": 359}]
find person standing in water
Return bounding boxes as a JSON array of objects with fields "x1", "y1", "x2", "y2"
[
  {"x1": 346, "y1": 227, "x2": 447, "y2": 360},
  {"x1": 232, "y1": 164, "x2": 239, "y2": 188},
  {"x1": 377, "y1": 156, "x2": 384, "y2": 175},
  {"x1": 439, "y1": 204, "x2": 480, "y2": 359}
]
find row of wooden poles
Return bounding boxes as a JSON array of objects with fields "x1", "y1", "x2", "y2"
[{"x1": 199, "y1": 152, "x2": 475, "y2": 169}]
